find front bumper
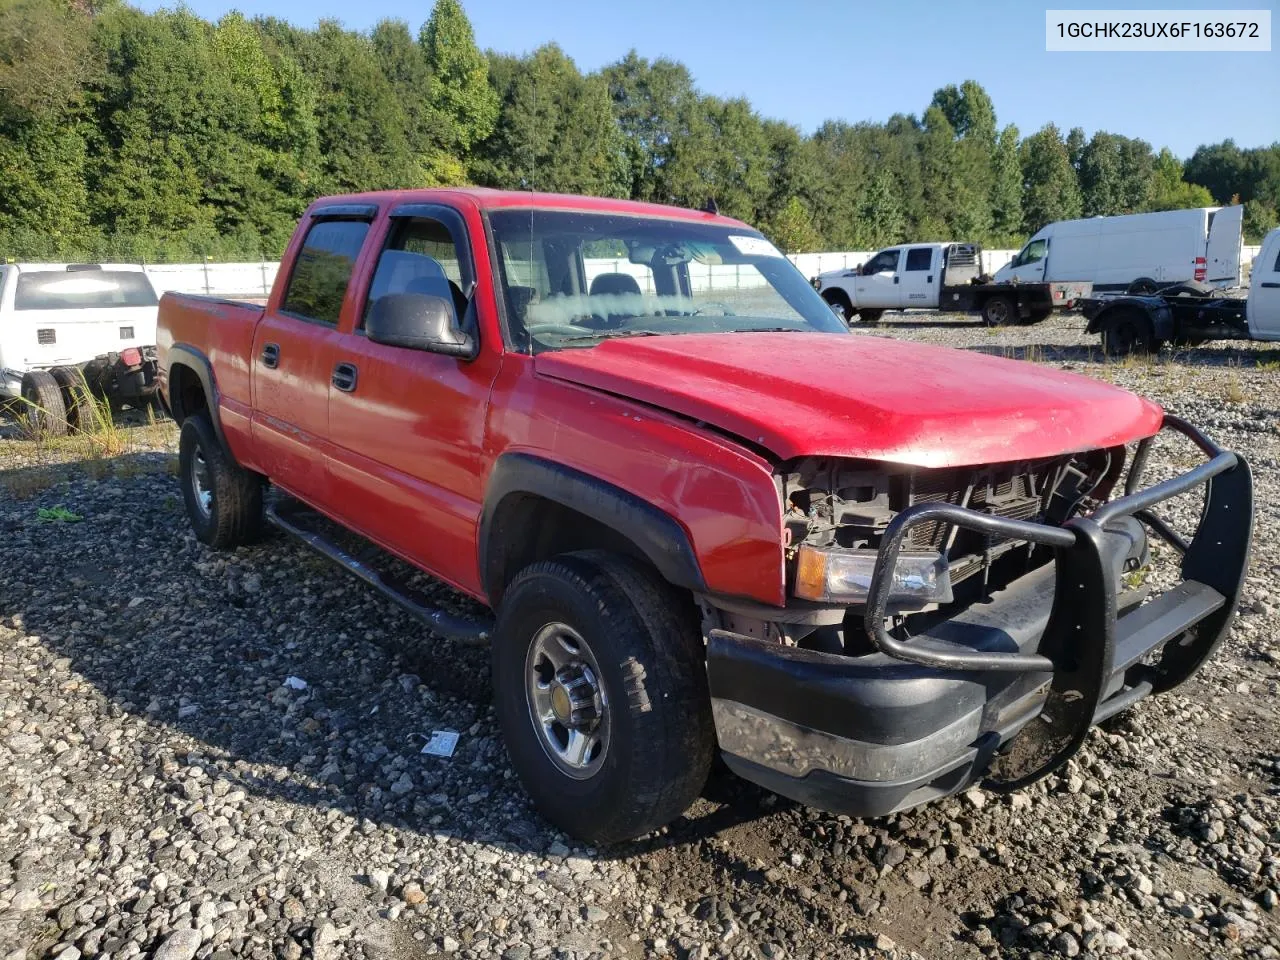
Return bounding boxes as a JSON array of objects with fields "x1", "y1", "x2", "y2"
[{"x1": 708, "y1": 416, "x2": 1253, "y2": 816}]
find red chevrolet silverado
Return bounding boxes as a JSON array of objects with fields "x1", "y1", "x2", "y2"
[{"x1": 157, "y1": 189, "x2": 1253, "y2": 843}]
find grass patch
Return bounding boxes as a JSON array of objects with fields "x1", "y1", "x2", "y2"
[{"x1": 1223, "y1": 374, "x2": 1245, "y2": 404}]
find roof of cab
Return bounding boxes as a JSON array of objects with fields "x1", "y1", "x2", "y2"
[{"x1": 307, "y1": 187, "x2": 752, "y2": 229}]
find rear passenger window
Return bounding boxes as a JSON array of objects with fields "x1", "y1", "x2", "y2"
[
  {"x1": 362, "y1": 217, "x2": 471, "y2": 330},
  {"x1": 282, "y1": 220, "x2": 371, "y2": 325},
  {"x1": 905, "y1": 248, "x2": 932, "y2": 271}
]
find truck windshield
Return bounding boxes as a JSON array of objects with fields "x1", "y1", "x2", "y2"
[
  {"x1": 488, "y1": 209, "x2": 846, "y2": 352},
  {"x1": 15, "y1": 271, "x2": 158, "y2": 310}
]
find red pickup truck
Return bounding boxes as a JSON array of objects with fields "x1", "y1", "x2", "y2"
[{"x1": 157, "y1": 188, "x2": 1253, "y2": 843}]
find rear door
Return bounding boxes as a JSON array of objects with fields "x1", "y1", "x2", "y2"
[
  {"x1": 1206, "y1": 204, "x2": 1244, "y2": 287},
  {"x1": 853, "y1": 248, "x2": 902, "y2": 308},
  {"x1": 899, "y1": 246, "x2": 937, "y2": 308},
  {"x1": 1248, "y1": 235, "x2": 1280, "y2": 338},
  {"x1": 251, "y1": 213, "x2": 374, "y2": 506},
  {"x1": 324, "y1": 204, "x2": 502, "y2": 594}
]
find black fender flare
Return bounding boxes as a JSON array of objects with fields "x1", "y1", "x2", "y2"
[
  {"x1": 479, "y1": 453, "x2": 708, "y2": 602},
  {"x1": 166, "y1": 343, "x2": 232, "y2": 458}
]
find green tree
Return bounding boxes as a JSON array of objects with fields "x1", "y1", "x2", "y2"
[
  {"x1": 764, "y1": 195, "x2": 821, "y2": 253},
  {"x1": 471, "y1": 44, "x2": 626, "y2": 197},
  {"x1": 420, "y1": 0, "x2": 497, "y2": 159},
  {"x1": 1147, "y1": 148, "x2": 1214, "y2": 211},
  {"x1": 1020, "y1": 124, "x2": 1082, "y2": 233},
  {"x1": 1078, "y1": 132, "x2": 1154, "y2": 216},
  {"x1": 990, "y1": 124, "x2": 1023, "y2": 243}
]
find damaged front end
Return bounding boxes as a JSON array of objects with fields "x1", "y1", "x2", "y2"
[{"x1": 703, "y1": 416, "x2": 1253, "y2": 816}]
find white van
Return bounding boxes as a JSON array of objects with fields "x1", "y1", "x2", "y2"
[
  {"x1": 0, "y1": 263, "x2": 159, "y2": 399},
  {"x1": 994, "y1": 206, "x2": 1244, "y2": 293}
]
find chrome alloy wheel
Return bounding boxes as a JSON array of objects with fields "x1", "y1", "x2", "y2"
[
  {"x1": 190, "y1": 448, "x2": 214, "y2": 518},
  {"x1": 525, "y1": 622, "x2": 611, "y2": 779}
]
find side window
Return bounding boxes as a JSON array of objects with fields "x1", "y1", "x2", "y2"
[
  {"x1": 282, "y1": 219, "x2": 371, "y2": 325},
  {"x1": 363, "y1": 217, "x2": 471, "y2": 330},
  {"x1": 1273, "y1": 247, "x2": 1280, "y2": 273},
  {"x1": 904, "y1": 248, "x2": 932, "y2": 271},
  {"x1": 864, "y1": 250, "x2": 900, "y2": 275},
  {"x1": 1018, "y1": 239, "x2": 1048, "y2": 266}
]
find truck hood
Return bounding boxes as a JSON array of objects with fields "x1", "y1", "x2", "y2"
[{"x1": 533, "y1": 332, "x2": 1164, "y2": 467}]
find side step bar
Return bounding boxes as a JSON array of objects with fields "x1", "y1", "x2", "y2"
[{"x1": 265, "y1": 500, "x2": 493, "y2": 646}]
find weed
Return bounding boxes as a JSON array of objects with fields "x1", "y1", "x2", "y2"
[
  {"x1": 1224, "y1": 375, "x2": 1245, "y2": 404},
  {"x1": 37, "y1": 505, "x2": 83, "y2": 523},
  {"x1": 1, "y1": 470, "x2": 58, "y2": 500}
]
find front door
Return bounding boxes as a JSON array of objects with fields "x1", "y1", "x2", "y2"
[
  {"x1": 1249, "y1": 239, "x2": 1280, "y2": 339},
  {"x1": 251, "y1": 216, "x2": 373, "y2": 505},
  {"x1": 1004, "y1": 238, "x2": 1049, "y2": 282},
  {"x1": 854, "y1": 248, "x2": 902, "y2": 308},
  {"x1": 325, "y1": 207, "x2": 501, "y2": 595},
  {"x1": 899, "y1": 246, "x2": 936, "y2": 308}
]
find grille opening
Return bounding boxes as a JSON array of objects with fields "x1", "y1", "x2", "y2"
[
  {"x1": 36, "y1": 328, "x2": 55, "y2": 345},
  {"x1": 120, "y1": 325, "x2": 134, "y2": 339}
]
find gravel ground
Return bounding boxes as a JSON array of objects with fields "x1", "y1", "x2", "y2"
[{"x1": 2, "y1": 312, "x2": 1279, "y2": 960}]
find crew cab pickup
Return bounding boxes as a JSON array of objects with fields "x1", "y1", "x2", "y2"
[
  {"x1": 814, "y1": 242, "x2": 1090, "y2": 326},
  {"x1": 157, "y1": 189, "x2": 1253, "y2": 843},
  {"x1": 1082, "y1": 227, "x2": 1280, "y2": 356}
]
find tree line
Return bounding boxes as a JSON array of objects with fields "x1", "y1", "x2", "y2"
[{"x1": 1, "y1": 0, "x2": 1277, "y2": 262}]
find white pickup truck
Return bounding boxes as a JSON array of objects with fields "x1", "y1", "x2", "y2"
[
  {"x1": 0, "y1": 263, "x2": 161, "y2": 434},
  {"x1": 1081, "y1": 227, "x2": 1280, "y2": 355},
  {"x1": 813, "y1": 242, "x2": 1090, "y2": 326}
]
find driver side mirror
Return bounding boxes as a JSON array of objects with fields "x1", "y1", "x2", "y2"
[{"x1": 367, "y1": 293, "x2": 475, "y2": 359}]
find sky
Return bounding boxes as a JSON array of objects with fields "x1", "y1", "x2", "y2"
[{"x1": 133, "y1": 0, "x2": 1279, "y2": 158}]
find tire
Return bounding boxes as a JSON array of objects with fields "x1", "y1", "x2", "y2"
[
  {"x1": 1126, "y1": 277, "x2": 1159, "y2": 296},
  {"x1": 857, "y1": 309, "x2": 884, "y2": 324},
  {"x1": 1101, "y1": 310, "x2": 1154, "y2": 359},
  {"x1": 178, "y1": 413, "x2": 264, "y2": 548},
  {"x1": 20, "y1": 370, "x2": 68, "y2": 437},
  {"x1": 491, "y1": 551, "x2": 714, "y2": 844},
  {"x1": 50, "y1": 367, "x2": 103, "y2": 433},
  {"x1": 981, "y1": 295, "x2": 1017, "y2": 327},
  {"x1": 821, "y1": 290, "x2": 853, "y2": 323}
]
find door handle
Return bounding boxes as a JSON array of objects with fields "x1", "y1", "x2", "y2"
[
  {"x1": 332, "y1": 361, "x2": 358, "y2": 393},
  {"x1": 927, "y1": 275, "x2": 933, "y2": 283},
  {"x1": 261, "y1": 342, "x2": 280, "y2": 368},
  {"x1": 893, "y1": 276, "x2": 900, "y2": 284}
]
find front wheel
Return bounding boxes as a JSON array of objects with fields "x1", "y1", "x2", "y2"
[
  {"x1": 491, "y1": 552, "x2": 714, "y2": 844},
  {"x1": 857, "y1": 308, "x2": 884, "y2": 324}
]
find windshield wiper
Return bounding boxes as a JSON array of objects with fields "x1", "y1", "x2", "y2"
[
  {"x1": 558, "y1": 329, "x2": 667, "y2": 344},
  {"x1": 725, "y1": 326, "x2": 807, "y2": 334}
]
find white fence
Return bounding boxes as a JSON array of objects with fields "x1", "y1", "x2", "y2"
[{"x1": 143, "y1": 244, "x2": 1265, "y2": 299}]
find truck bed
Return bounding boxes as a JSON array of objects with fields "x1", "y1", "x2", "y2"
[{"x1": 156, "y1": 292, "x2": 265, "y2": 439}]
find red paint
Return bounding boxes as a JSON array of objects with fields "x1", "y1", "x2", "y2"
[{"x1": 158, "y1": 188, "x2": 1167, "y2": 610}]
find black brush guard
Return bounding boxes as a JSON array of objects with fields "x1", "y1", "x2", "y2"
[{"x1": 861, "y1": 414, "x2": 1253, "y2": 790}]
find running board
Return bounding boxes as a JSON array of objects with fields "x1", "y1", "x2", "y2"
[{"x1": 265, "y1": 500, "x2": 493, "y2": 646}]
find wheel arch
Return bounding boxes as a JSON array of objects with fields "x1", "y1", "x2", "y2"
[
  {"x1": 166, "y1": 344, "x2": 232, "y2": 458},
  {"x1": 479, "y1": 453, "x2": 708, "y2": 606}
]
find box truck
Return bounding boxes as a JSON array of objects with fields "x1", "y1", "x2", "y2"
[{"x1": 994, "y1": 206, "x2": 1244, "y2": 294}]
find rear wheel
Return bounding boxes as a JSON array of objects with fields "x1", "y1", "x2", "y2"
[
  {"x1": 178, "y1": 413, "x2": 264, "y2": 548},
  {"x1": 20, "y1": 371, "x2": 67, "y2": 437},
  {"x1": 50, "y1": 367, "x2": 102, "y2": 433},
  {"x1": 1101, "y1": 310, "x2": 1154, "y2": 358},
  {"x1": 857, "y1": 308, "x2": 884, "y2": 324},
  {"x1": 491, "y1": 551, "x2": 714, "y2": 843},
  {"x1": 1126, "y1": 277, "x2": 1159, "y2": 295},
  {"x1": 982, "y1": 295, "x2": 1017, "y2": 326}
]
